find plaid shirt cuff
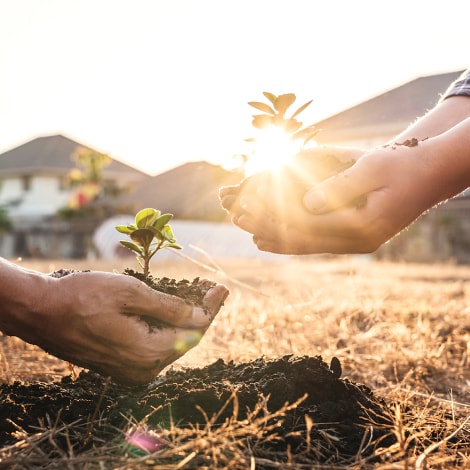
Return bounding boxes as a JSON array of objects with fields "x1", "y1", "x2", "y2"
[{"x1": 443, "y1": 68, "x2": 470, "y2": 99}]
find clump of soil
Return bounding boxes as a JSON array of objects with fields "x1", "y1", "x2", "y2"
[
  {"x1": 50, "y1": 267, "x2": 212, "y2": 307},
  {"x1": 0, "y1": 355, "x2": 394, "y2": 464},
  {"x1": 122, "y1": 268, "x2": 211, "y2": 306}
]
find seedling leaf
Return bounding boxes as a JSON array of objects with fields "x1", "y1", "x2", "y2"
[
  {"x1": 167, "y1": 243, "x2": 182, "y2": 249},
  {"x1": 252, "y1": 114, "x2": 274, "y2": 129},
  {"x1": 153, "y1": 213, "x2": 173, "y2": 230},
  {"x1": 115, "y1": 225, "x2": 135, "y2": 234},
  {"x1": 161, "y1": 225, "x2": 176, "y2": 242},
  {"x1": 115, "y1": 207, "x2": 181, "y2": 277},
  {"x1": 291, "y1": 99, "x2": 313, "y2": 119},
  {"x1": 274, "y1": 93, "x2": 296, "y2": 117},
  {"x1": 135, "y1": 208, "x2": 160, "y2": 228},
  {"x1": 248, "y1": 101, "x2": 276, "y2": 115},
  {"x1": 262, "y1": 92, "x2": 277, "y2": 105},
  {"x1": 119, "y1": 240, "x2": 142, "y2": 255},
  {"x1": 130, "y1": 229, "x2": 155, "y2": 249}
]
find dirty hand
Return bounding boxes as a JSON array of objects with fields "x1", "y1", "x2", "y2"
[{"x1": 1, "y1": 261, "x2": 229, "y2": 385}]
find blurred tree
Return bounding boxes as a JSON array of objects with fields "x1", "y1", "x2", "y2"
[{"x1": 57, "y1": 146, "x2": 132, "y2": 220}]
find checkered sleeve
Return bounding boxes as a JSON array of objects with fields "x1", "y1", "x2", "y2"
[{"x1": 442, "y1": 68, "x2": 470, "y2": 99}]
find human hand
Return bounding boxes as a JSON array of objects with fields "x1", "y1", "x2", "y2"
[
  {"x1": 219, "y1": 146, "x2": 364, "y2": 218},
  {"x1": 229, "y1": 141, "x2": 447, "y2": 254},
  {"x1": 30, "y1": 271, "x2": 229, "y2": 385}
]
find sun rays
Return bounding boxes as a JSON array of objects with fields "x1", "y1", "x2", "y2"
[{"x1": 244, "y1": 126, "x2": 305, "y2": 176}]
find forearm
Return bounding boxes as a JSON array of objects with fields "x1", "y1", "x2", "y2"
[
  {"x1": 0, "y1": 258, "x2": 54, "y2": 341},
  {"x1": 392, "y1": 96, "x2": 470, "y2": 142},
  {"x1": 426, "y1": 116, "x2": 470, "y2": 202}
]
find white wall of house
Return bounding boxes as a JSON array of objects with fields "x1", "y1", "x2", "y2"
[{"x1": 0, "y1": 174, "x2": 71, "y2": 219}]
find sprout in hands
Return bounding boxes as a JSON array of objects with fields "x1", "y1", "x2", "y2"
[
  {"x1": 115, "y1": 208, "x2": 182, "y2": 277},
  {"x1": 244, "y1": 92, "x2": 320, "y2": 174}
]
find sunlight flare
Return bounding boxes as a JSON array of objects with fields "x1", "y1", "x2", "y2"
[{"x1": 244, "y1": 125, "x2": 304, "y2": 176}]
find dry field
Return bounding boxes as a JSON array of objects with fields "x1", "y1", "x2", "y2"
[{"x1": 1, "y1": 255, "x2": 470, "y2": 468}]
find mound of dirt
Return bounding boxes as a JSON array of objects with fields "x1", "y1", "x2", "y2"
[{"x1": 0, "y1": 355, "x2": 394, "y2": 464}]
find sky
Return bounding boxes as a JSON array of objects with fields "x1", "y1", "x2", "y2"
[{"x1": 0, "y1": 0, "x2": 468, "y2": 176}]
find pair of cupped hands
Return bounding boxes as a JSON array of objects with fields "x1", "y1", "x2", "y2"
[{"x1": 220, "y1": 143, "x2": 448, "y2": 255}]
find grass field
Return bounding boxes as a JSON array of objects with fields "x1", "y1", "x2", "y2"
[{"x1": 1, "y1": 256, "x2": 469, "y2": 468}]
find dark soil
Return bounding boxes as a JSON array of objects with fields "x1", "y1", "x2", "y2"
[
  {"x1": 0, "y1": 268, "x2": 395, "y2": 465},
  {"x1": 0, "y1": 355, "x2": 395, "y2": 465},
  {"x1": 51, "y1": 267, "x2": 211, "y2": 307}
]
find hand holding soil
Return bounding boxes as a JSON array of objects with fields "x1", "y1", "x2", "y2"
[
  {"x1": 0, "y1": 258, "x2": 229, "y2": 385},
  {"x1": 221, "y1": 125, "x2": 470, "y2": 255},
  {"x1": 221, "y1": 91, "x2": 470, "y2": 255},
  {"x1": 219, "y1": 145, "x2": 366, "y2": 253},
  {"x1": 220, "y1": 145, "x2": 363, "y2": 215}
]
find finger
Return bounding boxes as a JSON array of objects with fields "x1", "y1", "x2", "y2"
[
  {"x1": 252, "y1": 219, "x2": 375, "y2": 255},
  {"x1": 303, "y1": 157, "x2": 380, "y2": 213},
  {"x1": 201, "y1": 282, "x2": 229, "y2": 317},
  {"x1": 219, "y1": 184, "x2": 241, "y2": 198},
  {"x1": 235, "y1": 195, "x2": 325, "y2": 239},
  {"x1": 123, "y1": 277, "x2": 218, "y2": 329},
  {"x1": 97, "y1": 325, "x2": 206, "y2": 385},
  {"x1": 220, "y1": 194, "x2": 239, "y2": 211},
  {"x1": 236, "y1": 200, "x2": 374, "y2": 252}
]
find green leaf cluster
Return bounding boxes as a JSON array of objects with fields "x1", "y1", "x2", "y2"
[
  {"x1": 247, "y1": 92, "x2": 320, "y2": 146},
  {"x1": 115, "y1": 208, "x2": 182, "y2": 276}
]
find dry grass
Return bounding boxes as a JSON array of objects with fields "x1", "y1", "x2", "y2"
[{"x1": 1, "y1": 255, "x2": 470, "y2": 468}]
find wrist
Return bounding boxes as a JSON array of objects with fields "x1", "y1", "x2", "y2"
[{"x1": 0, "y1": 259, "x2": 56, "y2": 343}]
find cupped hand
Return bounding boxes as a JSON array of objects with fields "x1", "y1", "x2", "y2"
[
  {"x1": 36, "y1": 271, "x2": 229, "y2": 385},
  {"x1": 219, "y1": 146, "x2": 365, "y2": 218},
  {"x1": 221, "y1": 143, "x2": 446, "y2": 255}
]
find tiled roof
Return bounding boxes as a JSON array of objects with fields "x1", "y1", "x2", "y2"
[{"x1": 0, "y1": 134, "x2": 147, "y2": 179}]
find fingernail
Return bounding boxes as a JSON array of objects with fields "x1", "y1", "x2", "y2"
[
  {"x1": 239, "y1": 196, "x2": 249, "y2": 210},
  {"x1": 304, "y1": 188, "x2": 327, "y2": 212},
  {"x1": 192, "y1": 307, "x2": 211, "y2": 327}
]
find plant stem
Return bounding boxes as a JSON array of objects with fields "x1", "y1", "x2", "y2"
[{"x1": 143, "y1": 258, "x2": 149, "y2": 278}]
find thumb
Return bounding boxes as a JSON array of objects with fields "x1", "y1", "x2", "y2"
[{"x1": 303, "y1": 161, "x2": 375, "y2": 213}]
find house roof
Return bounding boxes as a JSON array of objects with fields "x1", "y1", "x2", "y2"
[
  {"x1": 125, "y1": 161, "x2": 243, "y2": 222},
  {"x1": 313, "y1": 70, "x2": 465, "y2": 143},
  {"x1": 0, "y1": 134, "x2": 148, "y2": 180}
]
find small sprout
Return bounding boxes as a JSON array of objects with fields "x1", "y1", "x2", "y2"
[
  {"x1": 115, "y1": 208, "x2": 182, "y2": 277},
  {"x1": 247, "y1": 92, "x2": 320, "y2": 147},
  {"x1": 240, "y1": 92, "x2": 321, "y2": 174}
]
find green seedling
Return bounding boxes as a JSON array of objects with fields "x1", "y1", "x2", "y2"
[
  {"x1": 115, "y1": 208, "x2": 182, "y2": 277},
  {"x1": 246, "y1": 92, "x2": 320, "y2": 146}
]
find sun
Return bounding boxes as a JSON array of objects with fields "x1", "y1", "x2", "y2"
[{"x1": 244, "y1": 126, "x2": 304, "y2": 176}]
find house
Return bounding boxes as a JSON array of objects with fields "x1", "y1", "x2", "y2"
[
  {"x1": 0, "y1": 134, "x2": 148, "y2": 222},
  {"x1": 0, "y1": 135, "x2": 243, "y2": 258},
  {"x1": 0, "y1": 134, "x2": 148, "y2": 258}
]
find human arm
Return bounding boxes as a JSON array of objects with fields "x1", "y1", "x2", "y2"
[
  {"x1": 220, "y1": 73, "x2": 470, "y2": 254},
  {"x1": 234, "y1": 115, "x2": 470, "y2": 254},
  {"x1": 0, "y1": 258, "x2": 228, "y2": 384}
]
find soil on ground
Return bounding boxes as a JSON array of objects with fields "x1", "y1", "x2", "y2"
[
  {"x1": 0, "y1": 354, "x2": 394, "y2": 464},
  {"x1": 0, "y1": 269, "x2": 395, "y2": 465}
]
